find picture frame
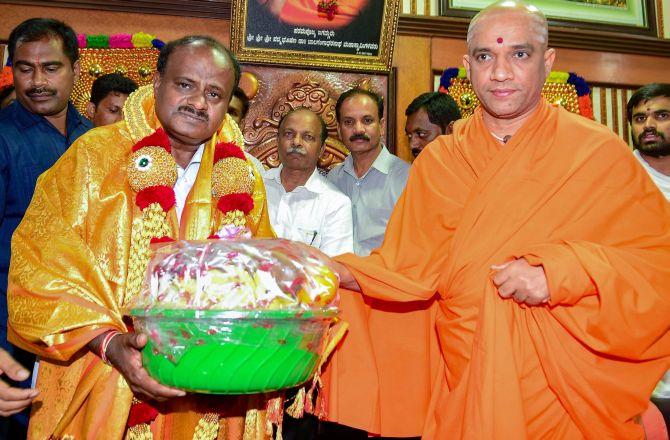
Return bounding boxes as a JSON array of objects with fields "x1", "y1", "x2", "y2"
[
  {"x1": 230, "y1": 0, "x2": 401, "y2": 72},
  {"x1": 440, "y1": 0, "x2": 657, "y2": 36}
]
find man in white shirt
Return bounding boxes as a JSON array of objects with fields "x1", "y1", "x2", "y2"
[
  {"x1": 627, "y1": 83, "x2": 670, "y2": 429},
  {"x1": 264, "y1": 107, "x2": 353, "y2": 256},
  {"x1": 327, "y1": 88, "x2": 410, "y2": 256},
  {"x1": 627, "y1": 83, "x2": 670, "y2": 200}
]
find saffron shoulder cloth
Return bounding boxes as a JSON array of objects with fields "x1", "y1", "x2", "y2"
[
  {"x1": 8, "y1": 85, "x2": 275, "y2": 439},
  {"x1": 326, "y1": 100, "x2": 670, "y2": 439}
]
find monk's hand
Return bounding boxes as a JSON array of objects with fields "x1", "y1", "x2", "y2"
[
  {"x1": 0, "y1": 348, "x2": 38, "y2": 416},
  {"x1": 491, "y1": 258, "x2": 550, "y2": 306},
  {"x1": 324, "y1": 259, "x2": 359, "y2": 291},
  {"x1": 104, "y1": 332, "x2": 186, "y2": 402}
]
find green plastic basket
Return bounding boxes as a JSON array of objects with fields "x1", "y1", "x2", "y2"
[{"x1": 130, "y1": 308, "x2": 336, "y2": 394}]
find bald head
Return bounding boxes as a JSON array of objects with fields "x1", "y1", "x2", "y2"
[
  {"x1": 462, "y1": 0, "x2": 555, "y2": 124},
  {"x1": 467, "y1": 1, "x2": 548, "y2": 49}
]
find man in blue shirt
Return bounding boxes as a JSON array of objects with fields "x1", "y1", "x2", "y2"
[{"x1": 0, "y1": 18, "x2": 91, "y2": 437}]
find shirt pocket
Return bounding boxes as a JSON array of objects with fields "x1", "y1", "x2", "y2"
[{"x1": 296, "y1": 227, "x2": 319, "y2": 246}]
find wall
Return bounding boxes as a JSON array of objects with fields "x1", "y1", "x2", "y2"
[
  {"x1": 400, "y1": 0, "x2": 670, "y2": 39},
  {"x1": 0, "y1": 4, "x2": 229, "y2": 43},
  {"x1": 393, "y1": 34, "x2": 670, "y2": 160},
  {"x1": 2, "y1": 3, "x2": 669, "y2": 160}
]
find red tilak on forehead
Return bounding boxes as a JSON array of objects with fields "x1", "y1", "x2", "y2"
[{"x1": 497, "y1": 37, "x2": 503, "y2": 44}]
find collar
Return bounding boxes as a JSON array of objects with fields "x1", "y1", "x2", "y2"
[
  {"x1": 634, "y1": 149, "x2": 670, "y2": 179},
  {"x1": 343, "y1": 144, "x2": 393, "y2": 177},
  {"x1": 178, "y1": 143, "x2": 205, "y2": 172},
  {"x1": 13, "y1": 100, "x2": 88, "y2": 133},
  {"x1": 267, "y1": 165, "x2": 325, "y2": 194}
]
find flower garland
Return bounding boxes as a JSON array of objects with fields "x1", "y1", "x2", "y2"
[
  {"x1": 123, "y1": 93, "x2": 255, "y2": 438},
  {"x1": 317, "y1": 0, "x2": 339, "y2": 20},
  {"x1": 124, "y1": 129, "x2": 255, "y2": 303},
  {"x1": 438, "y1": 66, "x2": 593, "y2": 119},
  {"x1": 77, "y1": 32, "x2": 165, "y2": 50},
  {"x1": 0, "y1": 65, "x2": 12, "y2": 91}
]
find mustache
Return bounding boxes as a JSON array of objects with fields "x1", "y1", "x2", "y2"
[
  {"x1": 26, "y1": 87, "x2": 56, "y2": 97},
  {"x1": 177, "y1": 105, "x2": 209, "y2": 121},
  {"x1": 286, "y1": 145, "x2": 306, "y2": 156},
  {"x1": 639, "y1": 129, "x2": 665, "y2": 142},
  {"x1": 349, "y1": 133, "x2": 370, "y2": 142}
]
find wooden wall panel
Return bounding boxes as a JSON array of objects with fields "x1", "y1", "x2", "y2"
[
  {"x1": 392, "y1": 35, "x2": 431, "y2": 163},
  {"x1": 430, "y1": 37, "x2": 670, "y2": 86},
  {"x1": 0, "y1": 4, "x2": 229, "y2": 42},
  {"x1": 591, "y1": 85, "x2": 638, "y2": 146}
]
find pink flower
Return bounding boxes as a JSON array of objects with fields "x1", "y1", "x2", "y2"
[{"x1": 109, "y1": 34, "x2": 133, "y2": 49}]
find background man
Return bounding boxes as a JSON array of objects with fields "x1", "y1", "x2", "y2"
[
  {"x1": 0, "y1": 17, "x2": 90, "y2": 438},
  {"x1": 227, "y1": 86, "x2": 249, "y2": 126},
  {"x1": 325, "y1": 88, "x2": 430, "y2": 440},
  {"x1": 627, "y1": 82, "x2": 670, "y2": 430},
  {"x1": 264, "y1": 107, "x2": 353, "y2": 257},
  {"x1": 324, "y1": 2, "x2": 670, "y2": 438},
  {"x1": 404, "y1": 91, "x2": 461, "y2": 157},
  {"x1": 627, "y1": 83, "x2": 670, "y2": 200},
  {"x1": 85, "y1": 72, "x2": 137, "y2": 127},
  {"x1": 8, "y1": 35, "x2": 275, "y2": 439},
  {"x1": 327, "y1": 88, "x2": 409, "y2": 257}
]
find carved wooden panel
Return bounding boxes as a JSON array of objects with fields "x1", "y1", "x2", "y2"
[{"x1": 240, "y1": 65, "x2": 389, "y2": 171}]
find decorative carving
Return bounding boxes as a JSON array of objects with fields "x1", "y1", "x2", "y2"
[{"x1": 71, "y1": 47, "x2": 159, "y2": 116}]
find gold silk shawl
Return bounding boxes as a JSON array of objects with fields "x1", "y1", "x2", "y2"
[{"x1": 8, "y1": 86, "x2": 275, "y2": 439}]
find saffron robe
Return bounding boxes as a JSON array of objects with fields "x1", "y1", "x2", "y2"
[
  {"x1": 7, "y1": 92, "x2": 276, "y2": 439},
  {"x1": 325, "y1": 100, "x2": 670, "y2": 439}
]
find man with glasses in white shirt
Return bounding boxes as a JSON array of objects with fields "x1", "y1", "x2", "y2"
[{"x1": 264, "y1": 107, "x2": 353, "y2": 256}]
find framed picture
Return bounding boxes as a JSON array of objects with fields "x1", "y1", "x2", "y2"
[
  {"x1": 440, "y1": 0, "x2": 657, "y2": 36},
  {"x1": 230, "y1": 0, "x2": 401, "y2": 72}
]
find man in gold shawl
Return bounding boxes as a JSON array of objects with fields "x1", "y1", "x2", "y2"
[{"x1": 7, "y1": 35, "x2": 277, "y2": 439}]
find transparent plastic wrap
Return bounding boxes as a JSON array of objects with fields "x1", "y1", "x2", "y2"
[
  {"x1": 129, "y1": 238, "x2": 340, "y2": 312},
  {"x1": 127, "y1": 239, "x2": 340, "y2": 394}
]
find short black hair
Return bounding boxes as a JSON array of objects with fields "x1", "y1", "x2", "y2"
[
  {"x1": 156, "y1": 35, "x2": 241, "y2": 90},
  {"x1": 405, "y1": 92, "x2": 462, "y2": 134},
  {"x1": 278, "y1": 107, "x2": 329, "y2": 145},
  {"x1": 89, "y1": 73, "x2": 138, "y2": 106},
  {"x1": 9, "y1": 18, "x2": 79, "y2": 66},
  {"x1": 627, "y1": 83, "x2": 670, "y2": 123},
  {"x1": 231, "y1": 86, "x2": 250, "y2": 119},
  {"x1": 335, "y1": 88, "x2": 384, "y2": 121}
]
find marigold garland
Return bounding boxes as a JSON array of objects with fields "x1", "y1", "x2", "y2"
[{"x1": 123, "y1": 85, "x2": 255, "y2": 438}]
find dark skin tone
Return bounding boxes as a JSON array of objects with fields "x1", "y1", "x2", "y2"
[
  {"x1": 87, "y1": 42, "x2": 237, "y2": 401},
  {"x1": 153, "y1": 43, "x2": 235, "y2": 168},
  {"x1": 12, "y1": 37, "x2": 80, "y2": 136},
  {"x1": 0, "y1": 348, "x2": 39, "y2": 416}
]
